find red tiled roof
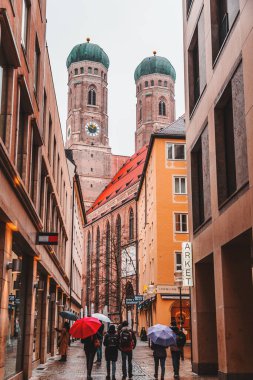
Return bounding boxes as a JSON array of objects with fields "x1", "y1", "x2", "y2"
[{"x1": 87, "y1": 145, "x2": 148, "y2": 214}]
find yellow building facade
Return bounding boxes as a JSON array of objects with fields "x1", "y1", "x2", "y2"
[{"x1": 137, "y1": 117, "x2": 190, "y2": 337}]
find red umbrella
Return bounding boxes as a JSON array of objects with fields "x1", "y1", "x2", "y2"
[{"x1": 69, "y1": 317, "x2": 101, "y2": 339}]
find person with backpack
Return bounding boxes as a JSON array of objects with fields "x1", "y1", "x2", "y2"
[
  {"x1": 103, "y1": 324, "x2": 119, "y2": 380},
  {"x1": 119, "y1": 320, "x2": 136, "y2": 380},
  {"x1": 82, "y1": 334, "x2": 100, "y2": 380},
  {"x1": 151, "y1": 342, "x2": 168, "y2": 380},
  {"x1": 170, "y1": 325, "x2": 186, "y2": 379}
]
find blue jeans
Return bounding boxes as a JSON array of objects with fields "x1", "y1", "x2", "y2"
[
  {"x1": 154, "y1": 357, "x2": 166, "y2": 378},
  {"x1": 121, "y1": 351, "x2": 133, "y2": 378},
  {"x1": 171, "y1": 351, "x2": 181, "y2": 376},
  {"x1": 106, "y1": 361, "x2": 116, "y2": 377},
  {"x1": 97, "y1": 341, "x2": 102, "y2": 362}
]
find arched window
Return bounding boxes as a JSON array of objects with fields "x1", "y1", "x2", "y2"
[
  {"x1": 86, "y1": 231, "x2": 91, "y2": 313},
  {"x1": 159, "y1": 100, "x2": 166, "y2": 116},
  {"x1": 145, "y1": 81, "x2": 148, "y2": 87},
  {"x1": 151, "y1": 80, "x2": 154, "y2": 86},
  {"x1": 158, "y1": 80, "x2": 162, "y2": 86},
  {"x1": 116, "y1": 215, "x2": 121, "y2": 310},
  {"x1": 95, "y1": 227, "x2": 100, "y2": 312},
  {"x1": 88, "y1": 87, "x2": 96, "y2": 105},
  {"x1": 164, "y1": 80, "x2": 168, "y2": 87},
  {"x1": 88, "y1": 67, "x2": 92, "y2": 74},
  {"x1": 139, "y1": 101, "x2": 142, "y2": 121},
  {"x1": 74, "y1": 68, "x2": 78, "y2": 75},
  {"x1": 105, "y1": 222, "x2": 110, "y2": 307},
  {"x1": 94, "y1": 68, "x2": 98, "y2": 75},
  {"x1": 104, "y1": 73, "x2": 107, "y2": 81},
  {"x1": 129, "y1": 208, "x2": 134, "y2": 241},
  {"x1": 139, "y1": 83, "x2": 142, "y2": 91}
]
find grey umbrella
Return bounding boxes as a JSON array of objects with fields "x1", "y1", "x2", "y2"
[{"x1": 59, "y1": 310, "x2": 78, "y2": 321}]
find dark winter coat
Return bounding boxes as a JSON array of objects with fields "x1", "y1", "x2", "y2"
[
  {"x1": 151, "y1": 342, "x2": 168, "y2": 358},
  {"x1": 82, "y1": 334, "x2": 98, "y2": 353},
  {"x1": 103, "y1": 332, "x2": 119, "y2": 362}
]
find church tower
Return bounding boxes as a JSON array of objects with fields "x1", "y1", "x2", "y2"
[
  {"x1": 134, "y1": 52, "x2": 176, "y2": 151},
  {"x1": 66, "y1": 39, "x2": 112, "y2": 209}
]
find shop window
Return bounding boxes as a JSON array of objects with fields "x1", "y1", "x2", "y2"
[
  {"x1": 191, "y1": 125, "x2": 211, "y2": 230},
  {"x1": 21, "y1": 0, "x2": 29, "y2": 50},
  {"x1": 188, "y1": 7, "x2": 206, "y2": 114},
  {"x1": 175, "y1": 251, "x2": 182, "y2": 271},
  {"x1": 167, "y1": 143, "x2": 186, "y2": 160},
  {"x1": 33, "y1": 273, "x2": 45, "y2": 361},
  {"x1": 174, "y1": 177, "x2": 187, "y2": 194},
  {"x1": 175, "y1": 213, "x2": 188, "y2": 232},
  {"x1": 215, "y1": 62, "x2": 248, "y2": 207},
  {"x1": 210, "y1": 0, "x2": 239, "y2": 62},
  {"x1": 5, "y1": 250, "x2": 26, "y2": 379}
]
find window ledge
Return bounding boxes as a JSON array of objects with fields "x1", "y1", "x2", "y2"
[
  {"x1": 212, "y1": 11, "x2": 240, "y2": 70},
  {"x1": 175, "y1": 231, "x2": 189, "y2": 234},
  {"x1": 193, "y1": 216, "x2": 212, "y2": 236},
  {"x1": 87, "y1": 104, "x2": 99, "y2": 108},
  {"x1": 189, "y1": 85, "x2": 207, "y2": 120},
  {"x1": 218, "y1": 181, "x2": 249, "y2": 214}
]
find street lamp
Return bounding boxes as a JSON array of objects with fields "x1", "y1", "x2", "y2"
[{"x1": 174, "y1": 270, "x2": 183, "y2": 330}]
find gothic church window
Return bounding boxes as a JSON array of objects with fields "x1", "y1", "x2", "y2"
[
  {"x1": 129, "y1": 208, "x2": 134, "y2": 241},
  {"x1": 159, "y1": 100, "x2": 166, "y2": 116},
  {"x1": 105, "y1": 222, "x2": 110, "y2": 306},
  {"x1": 95, "y1": 227, "x2": 100, "y2": 311},
  {"x1": 139, "y1": 101, "x2": 142, "y2": 121},
  {"x1": 88, "y1": 87, "x2": 96, "y2": 105}
]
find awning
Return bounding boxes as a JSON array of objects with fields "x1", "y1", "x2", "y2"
[{"x1": 138, "y1": 295, "x2": 156, "y2": 310}]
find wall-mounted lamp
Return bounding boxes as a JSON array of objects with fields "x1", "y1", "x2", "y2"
[
  {"x1": 34, "y1": 280, "x2": 45, "y2": 292},
  {"x1": 6, "y1": 259, "x2": 22, "y2": 274}
]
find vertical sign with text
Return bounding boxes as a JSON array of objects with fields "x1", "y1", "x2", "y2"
[{"x1": 182, "y1": 242, "x2": 193, "y2": 287}]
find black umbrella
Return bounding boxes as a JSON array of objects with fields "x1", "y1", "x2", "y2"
[{"x1": 59, "y1": 310, "x2": 78, "y2": 321}]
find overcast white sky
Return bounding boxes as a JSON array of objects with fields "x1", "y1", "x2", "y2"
[{"x1": 46, "y1": 0, "x2": 185, "y2": 156}]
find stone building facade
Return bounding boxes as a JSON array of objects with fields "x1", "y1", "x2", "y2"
[
  {"x1": 183, "y1": 0, "x2": 253, "y2": 378},
  {"x1": 0, "y1": 2, "x2": 84, "y2": 379}
]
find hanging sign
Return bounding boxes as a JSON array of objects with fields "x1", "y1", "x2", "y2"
[
  {"x1": 182, "y1": 242, "x2": 193, "y2": 287},
  {"x1": 37, "y1": 232, "x2": 58, "y2": 245}
]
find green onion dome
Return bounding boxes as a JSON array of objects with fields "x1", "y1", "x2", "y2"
[
  {"x1": 66, "y1": 40, "x2": 109, "y2": 69},
  {"x1": 134, "y1": 55, "x2": 176, "y2": 82}
]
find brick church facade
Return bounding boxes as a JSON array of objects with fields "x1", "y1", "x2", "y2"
[{"x1": 65, "y1": 40, "x2": 177, "y2": 324}]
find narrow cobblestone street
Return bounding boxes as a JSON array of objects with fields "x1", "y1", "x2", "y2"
[{"x1": 30, "y1": 341, "x2": 217, "y2": 380}]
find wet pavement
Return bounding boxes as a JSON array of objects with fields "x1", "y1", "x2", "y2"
[{"x1": 30, "y1": 340, "x2": 218, "y2": 379}]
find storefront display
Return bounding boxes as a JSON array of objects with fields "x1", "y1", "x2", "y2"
[
  {"x1": 4, "y1": 251, "x2": 25, "y2": 379},
  {"x1": 33, "y1": 273, "x2": 45, "y2": 362}
]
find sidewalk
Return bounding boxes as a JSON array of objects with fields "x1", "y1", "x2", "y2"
[{"x1": 30, "y1": 340, "x2": 218, "y2": 379}]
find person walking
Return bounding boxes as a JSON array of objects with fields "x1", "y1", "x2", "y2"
[
  {"x1": 83, "y1": 334, "x2": 100, "y2": 380},
  {"x1": 170, "y1": 325, "x2": 186, "y2": 379},
  {"x1": 151, "y1": 342, "x2": 168, "y2": 380},
  {"x1": 119, "y1": 321, "x2": 136, "y2": 380},
  {"x1": 95, "y1": 322, "x2": 104, "y2": 364},
  {"x1": 104, "y1": 324, "x2": 119, "y2": 380},
  {"x1": 55, "y1": 322, "x2": 70, "y2": 362}
]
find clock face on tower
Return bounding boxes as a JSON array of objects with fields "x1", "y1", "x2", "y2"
[{"x1": 85, "y1": 121, "x2": 100, "y2": 136}]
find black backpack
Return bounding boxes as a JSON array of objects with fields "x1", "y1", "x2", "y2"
[
  {"x1": 120, "y1": 329, "x2": 132, "y2": 351},
  {"x1": 107, "y1": 334, "x2": 118, "y2": 348},
  {"x1": 176, "y1": 331, "x2": 186, "y2": 348}
]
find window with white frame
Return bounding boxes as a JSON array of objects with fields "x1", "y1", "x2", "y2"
[
  {"x1": 174, "y1": 177, "x2": 187, "y2": 194},
  {"x1": 175, "y1": 251, "x2": 182, "y2": 272},
  {"x1": 167, "y1": 143, "x2": 186, "y2": 160},
  {"x1": 174, "y1": 213, "x2": 188, "y2": 232}
]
